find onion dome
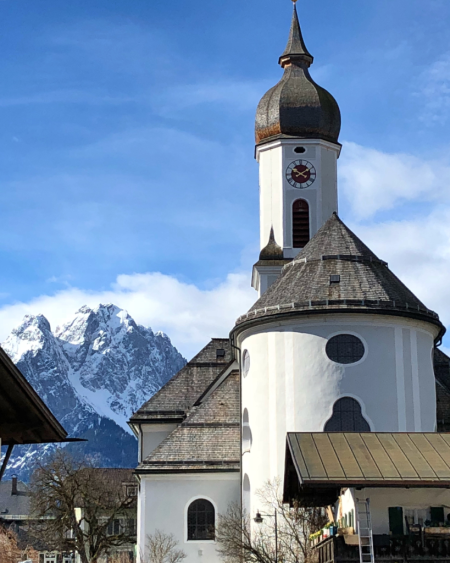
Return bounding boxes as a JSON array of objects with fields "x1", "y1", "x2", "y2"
[
  {"x1": 235, "y1": 214, "x2": 444, "y2": 340},
  {"x1": 255, "y1": 4, "x2": 341, "y2": 145},
  {"x1": 259, "y1": 227, "x2": 284, "y2": 260}
]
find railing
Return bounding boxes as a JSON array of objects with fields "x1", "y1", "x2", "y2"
[{"x1": 314, "y1": 534, "x2": 450, "y2": 563}]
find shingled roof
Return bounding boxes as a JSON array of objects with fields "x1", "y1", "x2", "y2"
[
  {"x1": 235, "y1": 214, "x2": 444, "y2": 337},
  {"x1": 136, "y1": 371, "x2": 240, "y2": 473},
  {"x1": 130, "y1": 339, "x2": 232, "y2": 423}
]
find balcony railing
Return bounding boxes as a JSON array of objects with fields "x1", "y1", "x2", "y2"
[{"x1": 315, "y1": 534, "x2": 450, "y2": 563}]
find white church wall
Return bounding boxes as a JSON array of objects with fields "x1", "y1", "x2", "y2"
[
  {"x1": 238, "y1": 313, "x2": 439, "y2": 517},
  {"x1": 257, "y1": 138, "x2": 340, "y2": 259},
  {"x1": 140, "y1": 424, "x2": 179, "y2": 462},
  {"x1": 138, "y1": 473, "x2": 240, "y2": 563}
]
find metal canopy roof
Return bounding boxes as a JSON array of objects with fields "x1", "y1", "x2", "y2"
[{"x1": 284, "y1": 432, "x2": 450, "y2": 506}]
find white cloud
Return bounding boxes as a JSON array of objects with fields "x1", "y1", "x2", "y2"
[
  {"x1": 339, "y1": 141, "x2": 450, "y2": 219},
  {"x1": 353, "y1": 209, "x2": 450, "y2": 331},
  {"x1": 0, "y1": 271, "x2": 256, "y2": 360},
  {"x1": 417, "y1": 51, "x2": 450, "y2": 122}
]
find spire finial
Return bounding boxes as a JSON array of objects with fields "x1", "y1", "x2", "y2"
[{"x1": 279, "y1": 1, "x2": 313, "y2": 68}]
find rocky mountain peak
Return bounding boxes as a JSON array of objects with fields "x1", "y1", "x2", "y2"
[{"x1": 1, "y1": 304, "x2": 186, "y2": 480}]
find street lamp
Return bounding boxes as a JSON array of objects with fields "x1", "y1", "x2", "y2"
[{"x1": 254, "y1": 510, "x2": 278, "y2": 562}]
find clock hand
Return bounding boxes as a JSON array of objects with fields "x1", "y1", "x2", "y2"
[{"x1": 295, "y1": 168, "x2": 310, "y2": 179}]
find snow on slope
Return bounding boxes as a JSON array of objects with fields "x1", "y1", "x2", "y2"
[{"x1": 1, "y1": 304, "x2": 186, "y2": 479}]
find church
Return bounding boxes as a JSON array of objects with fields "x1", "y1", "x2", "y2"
[{"x1": 129, "y1": 2, "x2": 450, "y2": 562}]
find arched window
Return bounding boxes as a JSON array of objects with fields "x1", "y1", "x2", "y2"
[
  {"x1": 187, "y1": 499, "x2": 215, "y2": 541},
  {"x1": 324, "y1": 397, "x2": 370, "y2": 432},
  {"x1": 292, "y1": 199, "x2": 310, "y2": 248},
  {"x1": 243, "y1": 474, "x2": 251, "y2": 516},
  {"x1": 243, "y1": 409, "x2": 252, "y2": 452}
]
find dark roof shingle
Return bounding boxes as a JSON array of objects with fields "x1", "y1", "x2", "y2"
[
  {"x1": 236, "y1": 214, "x2": 443, "y2": 335},
  {"x1": 130, "y1": 339, "x2": 232, "y2": 422},
  {"x1": 137, "y1": 371, "x2": 240, "y2": 473}
]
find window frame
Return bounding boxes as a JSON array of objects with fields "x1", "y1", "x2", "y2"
[
  {"x1": 292, "y1": 198, "x2": 310, "y2": 249},
  {"x1": 184, "y1": 496, "x2": 217, "y2": 544},
  {"x1": 242, "y1": 350, "x2": 250, "y2": 378},
  {"x1": 324, "y1": 331, "x2": 368, "y2": 367}
]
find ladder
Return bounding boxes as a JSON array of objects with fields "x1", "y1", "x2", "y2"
[{"x1": 355, "y1": 498, "x2": 375, "y2": 563}]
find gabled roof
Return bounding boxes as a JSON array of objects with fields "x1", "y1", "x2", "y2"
[
  {"x1": 136, "y1": 371, "x2": 240, "y2": 473},
  {"x1": 284, "y1": 432, "x2": 450, "y2": 506},
  {"x1": 0, "y1": 346, "x2": 68, "y2": 446},
  {"x1": 0, "y1": 480, "x2": 30, "y2": 518},
  {"x1": 235, "y1": 214, "x2": 443, "y2": 337},
  {"x1": 130, "y1": 339, "x2": 232, "y2": 423}
]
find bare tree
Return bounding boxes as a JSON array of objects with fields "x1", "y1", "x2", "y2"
[
  {"x1": 216, "y1": 480, "x2": 326, "y2": 563},
  {"x1": 0, "y1": 525, "x2": 21, "y2": 563},
  {"x1": 29, "y1": 450, "x2": 136, "y2": 563},
  {"x1": 144, "y1": 530, "x2": 186, "y2": 563}
]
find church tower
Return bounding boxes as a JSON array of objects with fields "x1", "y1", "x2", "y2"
[
  {"x1": 253, "y1": 1, "x2": 341, "y2": 296},
  {"x1": 235, "y1": 1, "x2": 445, "y2": 520}
]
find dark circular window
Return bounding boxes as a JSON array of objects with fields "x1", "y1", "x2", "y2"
[
  {"x1": 242, "y1": 350, "x2": 250, "y2": 377},
  {"x1": 294, "y1": 146, "x2": 306, "y2": 154},
  {"x1": 326, "y1": 334, "x2": 365, "y2": 364}
]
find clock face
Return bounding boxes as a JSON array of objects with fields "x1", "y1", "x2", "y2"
[{"x1": 286, "y1": 160, "x2": 317, "y2": 189}]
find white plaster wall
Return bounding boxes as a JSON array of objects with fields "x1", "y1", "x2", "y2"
[
  {"x1": 138, "y1": 473, "x2": 240, "y2": 563},
  {"x1": 357, "y1": 488, "x2": 450, "y2": 535},
  {"x1": 257, "y1": 139, "x2": 340, "y2": 259},
  {"x1": 238, "y1": 314, "x2": 439, "y2": 517}
]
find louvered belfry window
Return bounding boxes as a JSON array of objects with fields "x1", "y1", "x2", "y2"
[
  {"x1": 187, "y1": 499, "x2": 215, "y2": 541},
  {"x1": 292, "y1": 199, "x2": 310, "y2": 248}
]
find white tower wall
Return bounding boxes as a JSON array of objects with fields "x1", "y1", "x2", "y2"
[
  {"x1": 237, "y1": 314, "x2": 439, "y2": 513},
  {"x1": 257, "y1": 138, "x2": 340, "y2": 259}
]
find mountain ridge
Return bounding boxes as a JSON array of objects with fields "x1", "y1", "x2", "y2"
[{"x1": 1, "y1": 303, "x2": 186, "y2": 479}]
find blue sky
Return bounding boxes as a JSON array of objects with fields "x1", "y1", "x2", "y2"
[{"x1": 1, "y1": 0, "x2": 450, "y2": 358}]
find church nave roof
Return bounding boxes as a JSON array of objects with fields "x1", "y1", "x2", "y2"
[
  {"x1": 130, "y1": 338, "x2": 232, "y2": 423},
  {"x1": 136, "y1": 371, "x2": 240, "y2": 473},
  {"x1": 235, "y1": 213, "x2": 444, "y2": 337}
]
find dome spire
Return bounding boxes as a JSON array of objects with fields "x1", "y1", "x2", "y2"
[
  {"x1": 254, "y1": 0, "x2": 341, "y2": 145},
  {"x1": 279, "y1": 2, "x2": 313, "y2": 68}
]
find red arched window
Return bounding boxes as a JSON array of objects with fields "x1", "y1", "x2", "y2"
[{"x1": 292, "y1": 199, "x2": 310, "y2": 248}]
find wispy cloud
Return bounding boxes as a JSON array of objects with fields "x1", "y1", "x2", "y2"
[
  {"x1": 0, "y1": 90, "x2": 139, "y2": 107},
  {"x1": 339, "y1": 141, "x2": 450, "y2": 219},
  {"x1": 416, "y1": 51, "x2": 450, "y2": 123},
  {"x1": 353, "y1": 208, "x2": 450, "y2": 330}
]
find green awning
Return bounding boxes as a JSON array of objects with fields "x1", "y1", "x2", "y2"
[{"x1": 284, "y1": 433, "x2": 450, "y2": 506}]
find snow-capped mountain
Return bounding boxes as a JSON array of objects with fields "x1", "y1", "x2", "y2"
[{"x1": 1, "y1": 304, "x2": 186, "y2": 479}]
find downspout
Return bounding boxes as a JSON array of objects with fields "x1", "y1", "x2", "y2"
[{"x1": 230, "y1": 332, "x2": 243, "y2": 516}]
